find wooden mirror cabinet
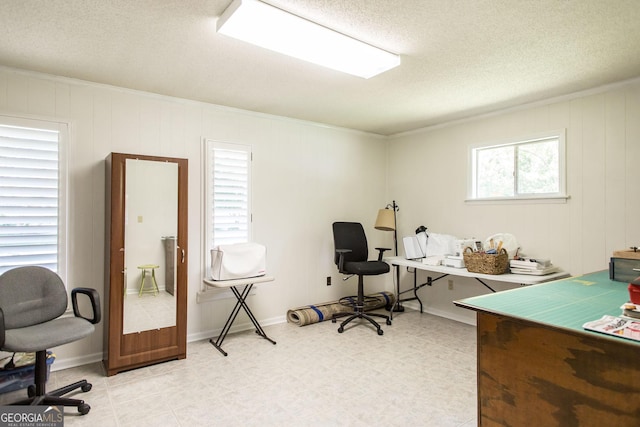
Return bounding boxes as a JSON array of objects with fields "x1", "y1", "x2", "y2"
[{"x1": 104, "y1": 153, "x2": 188, "y2": 376}]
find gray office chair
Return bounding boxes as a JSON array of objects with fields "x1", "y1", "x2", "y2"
[
  {"x1": 332, "y1": 222, "x2": 392, "y2": 335},
  {"x1": 0, "y1": 266, "x2": 100, "y2": 415}
]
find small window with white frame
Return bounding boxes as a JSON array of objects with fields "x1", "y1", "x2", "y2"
[
  {"x1": 0, "y1": 115, "x2": 68, "y2": 279},
  {"x1": 468, "y1": 130, "x2": 567, "y2": 201},
  {"x1": 202, "y1": 139, "x2": 252, "y2": 278}
]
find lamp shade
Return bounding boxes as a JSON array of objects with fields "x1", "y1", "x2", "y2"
[{"x1": 374, "y1": 208, "x2": 395, "y2": 231}]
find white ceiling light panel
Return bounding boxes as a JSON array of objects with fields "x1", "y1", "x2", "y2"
[{"x1": 217, "y1": 0, "x2": 401, "y2": 79}]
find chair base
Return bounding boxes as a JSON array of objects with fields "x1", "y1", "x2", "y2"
[
  {"x1": 331, "y1": 273, "x2": 392, "y2": 335},
  {"x1": 10, "y1": 351, "x2": 92, "y2": 415},
  {"x1": 332, "y1": 310, "x2": 391, "y2": 335}
]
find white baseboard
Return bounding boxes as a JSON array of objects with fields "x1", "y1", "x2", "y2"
[
  {"x1": 401, "y1": 301, "x2": 476, "y2": 326},
  {"x1": 186, "y1": 314, "x2": 287, "y2": 342},
  {"x1": 50, "y1": 352, "x2": 104, "y2": 372}
]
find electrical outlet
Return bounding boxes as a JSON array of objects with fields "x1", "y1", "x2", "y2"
[
  {"x1": 448, "y1": 279, "x2": 454, "y2": 290},
  {"x1": 327, "y1": 276, "x2": 331, "y2": 286}
]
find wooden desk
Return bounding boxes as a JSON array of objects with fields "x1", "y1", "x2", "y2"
[
  {"x1": 386, "y1": 256, "x2": 569, "y2": 317},
  {"x1": 455, "y1": 271, "x2": 640, "y2": 427}
]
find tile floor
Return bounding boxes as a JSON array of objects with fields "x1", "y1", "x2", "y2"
[
  {"x1": 0, "y1": 310, "x2": 477, "y2": 426},
  {"x1": 123, "y1": 290, "x2": 176, "y2": 334}
]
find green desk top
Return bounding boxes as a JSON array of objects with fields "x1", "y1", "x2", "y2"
[{"x1": 455, "y1": 270, "x2": 637, "y2": 343}]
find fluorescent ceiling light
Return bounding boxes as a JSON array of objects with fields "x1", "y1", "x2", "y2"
[{"x1": 217, "y1": 0, "x2": 401, "y2": 79}]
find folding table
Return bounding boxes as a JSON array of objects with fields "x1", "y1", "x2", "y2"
[
  {"x1": 385, "y1": 256, "x2": 569, "y2": 319},
  {"x1": 203, "y1": 275, "x2": 276, "y2": 356}
]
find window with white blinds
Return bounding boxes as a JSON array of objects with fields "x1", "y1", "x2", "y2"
[
  {"x1": 204, "y1": 140, "x2": 252, "y2": 265},
  {"x1": 0, "y1": 117, "x2": 67, "y2": 277}
]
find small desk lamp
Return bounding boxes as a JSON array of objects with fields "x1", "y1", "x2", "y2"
[{"x1": 375, "y1": 200, "x2": 403, "y2": 312}]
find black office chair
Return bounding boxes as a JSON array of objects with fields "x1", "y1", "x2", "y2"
[
  {"x1": 331, "y1": 222, "x2": 392, "y2": 335},
  {"x1": 0, "y1": 266, "x2": 100, "y2": 415}
]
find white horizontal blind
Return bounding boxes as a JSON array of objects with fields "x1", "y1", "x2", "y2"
[
  {"x1": 0, "y1": 123, "x2": 60, "y2": 275},
  {"x1": 207, "y1": 141, "x2": 251, "y2": 248}
]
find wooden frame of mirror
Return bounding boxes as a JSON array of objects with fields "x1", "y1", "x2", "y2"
[{"x1": 104, "y1": 152, "x2": 188, "y2": 376}]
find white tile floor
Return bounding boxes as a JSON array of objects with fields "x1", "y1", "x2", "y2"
[{"x1": 0, "y1": 310, "x2": 477, "y2": 426}]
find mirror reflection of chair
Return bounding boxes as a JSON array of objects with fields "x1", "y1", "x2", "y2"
[
  {"x1": 331, "y1": 222, "x2": 392, "y2": 335},
  {"x1": 0, "y1": 266, "x2": 101, "y2": 415}
]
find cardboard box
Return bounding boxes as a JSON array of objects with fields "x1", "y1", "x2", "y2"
[{"x1": 613, "y1": 249, "x2": 640, "y2": 260}]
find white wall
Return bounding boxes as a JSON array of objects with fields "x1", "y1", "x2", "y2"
[
  {"x1": 3, "y1": 64, "x2": 639, "y2": 367},
  {"x1": 388, "y1": 78, "x2": 640, "y2": 323},
  {"x1": 0, "y1": 67, "x2": 391, "y2": 369}
]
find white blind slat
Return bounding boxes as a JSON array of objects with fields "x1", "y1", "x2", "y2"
[
  {"x1": 207, "y1": 143, "x2": 251, "y2": 249},
  {"x1": 0, "y1": 123, "x2": 60, "y2": 274}
]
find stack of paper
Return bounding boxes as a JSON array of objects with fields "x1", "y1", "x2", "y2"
[
  {"x1": 509, "y1": 258, "x2": 559, "y2": 275},
  {"x1": 621, "y1": 303, "x2": 640, "y2": 320}
]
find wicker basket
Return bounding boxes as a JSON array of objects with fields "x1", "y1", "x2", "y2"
[{"x1": 463, "y1": 247, "x2": 509, "y2": 275}]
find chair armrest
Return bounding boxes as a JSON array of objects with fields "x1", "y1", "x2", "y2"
[
  {"x1": 375, "y1": 247, "x2": 391, "y2": 261},
  {"x1": 335, "y1": 249, "x2": 352, "y2": 273},
  {"x1": 71, "y1": 287, "x2": 101, "y2": 325},
  {"x1": 0, "y1": 308, "x2": 4, "y2": 349}
]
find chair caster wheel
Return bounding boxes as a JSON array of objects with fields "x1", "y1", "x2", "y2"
[
  {"x1": 27, "y1": 385, "x2": 35, "y2": 398},
  {"x1": 386, "y1": 319, "x2": 392, "y2": 326},
  {"x1": 337, "y1": 327, "x2": 344, "y2": 333},
  {"x1": 78, "y1": 403, "x2": 90, "y2": 415},
  {"x1": 81, "y1": 383, "x2": 92, "y2": 392},
  {"x1": 377, "y1": 329, "x2": 384, "y2": 336},
  {"x1": 332, "y1": 318, "x2": 337, "y2": 323}
]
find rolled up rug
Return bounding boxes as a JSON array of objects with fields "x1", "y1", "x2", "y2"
[{"x1": 286, "y1": 291, "x2": 395, "y2": 326}]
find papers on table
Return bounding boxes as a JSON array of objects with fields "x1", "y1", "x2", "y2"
[
  {"x1": 509, "y1": 258, "x2": 558, "y2": 275},
  {"x1": 583, "y1": 314, "x2": 640, "y2": 342}
]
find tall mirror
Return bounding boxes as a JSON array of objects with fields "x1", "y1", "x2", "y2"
[
  {"x1": 104, "y1": 153, "x2": 188, "y2": 376},
  {"x1": 123, "y1": 159, "x2": 178, "y2": 334}
]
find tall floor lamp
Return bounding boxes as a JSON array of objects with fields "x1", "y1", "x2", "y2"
[{"x1": 375, "y1": 200, "x2": 404, "y2": 312}]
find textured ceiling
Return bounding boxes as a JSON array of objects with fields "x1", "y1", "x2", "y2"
[{"x1": 1, "y1": 0, "x2": 639, "y2": 135}]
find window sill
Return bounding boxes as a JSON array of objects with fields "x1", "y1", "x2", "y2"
[{"x1": 465, "y1": 195, "x2": 570, "y2": 205}]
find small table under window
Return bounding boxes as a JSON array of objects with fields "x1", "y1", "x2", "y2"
[{"x1": 203, "y1": 275, "x2": 276, "y2": 356}]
